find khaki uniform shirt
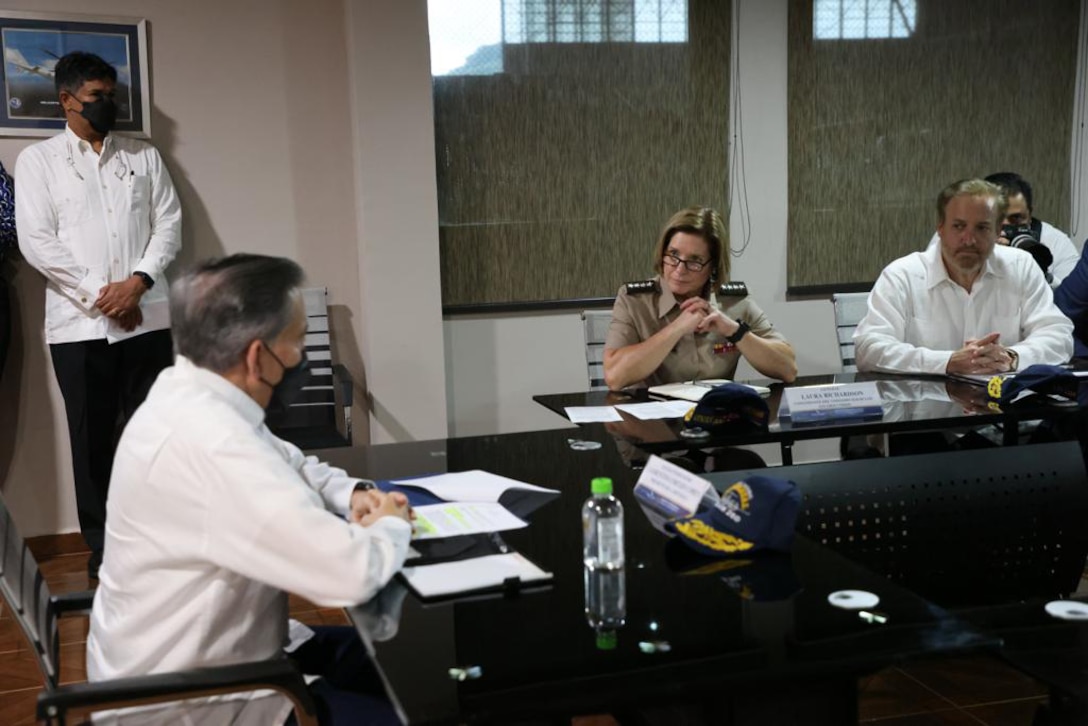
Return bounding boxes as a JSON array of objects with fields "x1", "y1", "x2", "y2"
[{"x1": 604, "y1": 276, "x2": 785, "y2": 387}]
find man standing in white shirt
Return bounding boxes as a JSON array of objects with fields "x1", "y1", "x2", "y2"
[
  {"x1": 924, "y1": 172, "x2": 1079, "y2": 287},
  {"x1": 15, "y1": 52, "x2": 181, "y2": 579},
  {"x1": 87, "y1": 254, "x2": 414, "y2": 725},
  {"x1": 855, "y1": 178, "x2": 1072, "y2": 375}
]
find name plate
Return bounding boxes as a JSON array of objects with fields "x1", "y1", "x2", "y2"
[
  {"x1": 633, "y1": 455, "x2": 717, "y2": 518},
  {"x1": 782, "y1": 382, "x2": 883, "y2": 423}
]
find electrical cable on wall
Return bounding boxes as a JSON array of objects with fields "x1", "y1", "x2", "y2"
[
  {"x1": 728, "y1": 0, "x2": 752, "y2": 258},
  {"x1": 1071, "y1": 0, "x2": 1088, "y2": 240}
]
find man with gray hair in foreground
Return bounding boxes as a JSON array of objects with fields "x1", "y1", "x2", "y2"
[
  {"x1": 86, "y1": 254, "x2": 412, "y2": 725},
  {"x1": 855, "y1": 178, "x2": 1072, "y2": 375}
]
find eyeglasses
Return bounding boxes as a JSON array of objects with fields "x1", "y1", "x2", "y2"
[{"x1": 662, "y1": 253, "x2": 709, "y2": 273}]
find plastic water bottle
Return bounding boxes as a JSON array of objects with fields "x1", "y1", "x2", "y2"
[
  {"x1": 582, "y1": 477, "x2": 624, "y2": 570},
  {"x1": 584, "y1": 566, "x2": 626, "y2": 649}
]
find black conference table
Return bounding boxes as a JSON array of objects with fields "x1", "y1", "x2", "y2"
[
  {"x1": 533, "y1": 372, "x2": 1087, "y2": 464},
  {"x1": 315, "y1": 425, "x2": 1088, "y2": 725}
]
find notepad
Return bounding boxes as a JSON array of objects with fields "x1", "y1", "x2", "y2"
[
  {"x1": 400, "y1": 552, "x2": 553, "y2": 599},
  {"x1": 648, "y1": 379, "x2": 771, "y2": 402}
]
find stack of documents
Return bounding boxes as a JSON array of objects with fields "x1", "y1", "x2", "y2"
[
  {"x1": 564, "y1": 399, "x2": 694, "y2": 423},
  {"x1": 649, "y1": 379, "x2": 771, "y2": 402},
  {"x1": 389, "y1": 470, "x2": 558, "y2": 599},
  {"x1": 400, "y1": 553, "x2": 552, "y2": 599}
]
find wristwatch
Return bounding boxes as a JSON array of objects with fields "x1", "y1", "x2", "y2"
[
  {"x1": 1006, "y1": 348, "x2": 1019, "y2": 372},
  {"x1": 133, "y1": 271, "x2": 154, "y2": 289},
  {"x1": 726, "y1": 321, "x2": 751, "y2": 344}
]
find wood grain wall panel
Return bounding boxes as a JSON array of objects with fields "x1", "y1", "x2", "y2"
[
  {"x1": 435, "y1": 1, "x2": 731, "y2": 305},
  {"x1": 787, "y1": 0, "x2": 1079, "y2": 289}
]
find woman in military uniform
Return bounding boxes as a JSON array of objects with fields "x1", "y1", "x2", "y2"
[{"x1": 603, "y1": 206, "x2": 797, "y2": 390}]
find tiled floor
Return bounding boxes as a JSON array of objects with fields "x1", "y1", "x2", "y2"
[{"x1": 0, "y1": 546, "x2": 1062, "y2": 725}]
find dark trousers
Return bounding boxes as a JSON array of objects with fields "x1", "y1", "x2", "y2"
[
  {"x1": 286, "y1": 626, "x2": 400, "y2": 726},
  {"x1": 48, "y1": 330, "x2": 173, "y2": 555}
]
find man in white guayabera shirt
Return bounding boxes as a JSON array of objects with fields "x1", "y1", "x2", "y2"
[
  {"x1": 16, "y1": 51, "x2": 182, "y2": 580},
  {"x1": 86, "y1": 254, "x2": 413, "y2": 725}
]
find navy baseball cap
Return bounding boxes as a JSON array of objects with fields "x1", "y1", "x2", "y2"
[
  {"x1": 665, "y1": 475, "x2": 801, "y2": 556},
  {"x1": 987, "y1": 364, "x2": 1079, "y2": 405},
  {"x1": 684, "y1": 383, "x2": 769, "y2": 434}
]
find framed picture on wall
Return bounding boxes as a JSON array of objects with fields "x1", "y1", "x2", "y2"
[{"x1": 0, "y1": 11, "x2": 149, "y2": 137}]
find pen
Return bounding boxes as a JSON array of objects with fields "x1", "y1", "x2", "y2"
[{"x1": 489, "y1": 532, "x2": 510, "y2": 554}]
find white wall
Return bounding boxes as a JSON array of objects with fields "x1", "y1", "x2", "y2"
[
  {"x1": 444, "y1": 312, "x2": 586, "y2": 438},
  {"x1": 344, "y1": 1, "x2": 448, "y2": 444}
]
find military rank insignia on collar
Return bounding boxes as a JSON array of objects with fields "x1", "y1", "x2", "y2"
[{"x1": 625, "y1": 279, "x2": 657, "y2": 294}]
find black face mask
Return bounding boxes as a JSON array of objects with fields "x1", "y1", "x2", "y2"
[
  {"x1": 78, "y1": 96, "x2": 118, "y2": 135},
  {"x1": 260, "y1": 345, "x2": 310, "y2": 413}
]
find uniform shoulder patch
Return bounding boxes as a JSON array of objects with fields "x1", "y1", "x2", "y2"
[
  {"x1": 625, "y1": 279, "x2": 657, "y2": 294},
  {"x1": 718, "y1": 281, "x2": 749, "y2": 298}
]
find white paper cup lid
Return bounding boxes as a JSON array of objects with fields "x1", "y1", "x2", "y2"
[
  {"x1": 827, "y1": 589, "x2": 880, "y2": 610},
  {"x1": 1044, "y1": 600, "x2": 1088, "y2": 620}
]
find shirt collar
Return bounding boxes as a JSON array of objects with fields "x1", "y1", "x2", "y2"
[
  {"x1": 922, "y1": 238, "x2": 1004, "y2": 290},
  {"x1": 64, "y1": 124, "x2": 113, "y2": 156},
  {"x1": 174, "y1": 355, "x2": 266, "y2": 428}
]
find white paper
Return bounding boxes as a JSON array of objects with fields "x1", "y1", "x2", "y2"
[
  {"x1": 412, "y1": 502, "x2": 528, "y2": 539},
  {"x1": 564, "y1": 406, "x2": 623, "y2": 423},
  {"x1": 633, "y1": 455, "x2": 713, "y2": 517},
  {"x1": 648, "y1": 380, "x2": 771, "y2": 402},
  {"x1": 106, "y1": 298, "x2": 171, "y2": 344},
  {"x1": 400, "y1": 552, "x2": 552, "y2": 598},
  {"x1": 391, "y1": 470, "x2": 558, "y2": 503},
  {"x1": 614, "y1": 400, "x2": 695, "y2": 420}
]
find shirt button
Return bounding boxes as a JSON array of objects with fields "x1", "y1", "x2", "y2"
[{"x1": 81, "y1": 297, "x2": 87, "y2": 303}]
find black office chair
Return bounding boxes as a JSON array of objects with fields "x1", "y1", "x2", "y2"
[
  {"x1": 0, "y1": 493, "x2": 318, "y2": 726},
  {"x1": 266, "y1": 287, "x2": 355, "y2": 450}
]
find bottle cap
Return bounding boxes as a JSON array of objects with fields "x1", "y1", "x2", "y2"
[
  {"x1": 591, "y1": 477, "x2": 613, "y2": 495},
  {"x1": 596, "y1": 629, "x2": 617, "y2": 650}
]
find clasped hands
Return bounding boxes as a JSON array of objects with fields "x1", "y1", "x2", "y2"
[
  {"x1": 672, "y1": 297, "x2": 740, "y2": 338},
  {"x1": 945, "y1": 332, "x2": 1015, "y2": 375},
  {"x1": 350, "y1": 487, "x2": 416, "y2": 529},
  {"x1": 95, "y1": 276, "x2": 147, "y2": 332}
]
